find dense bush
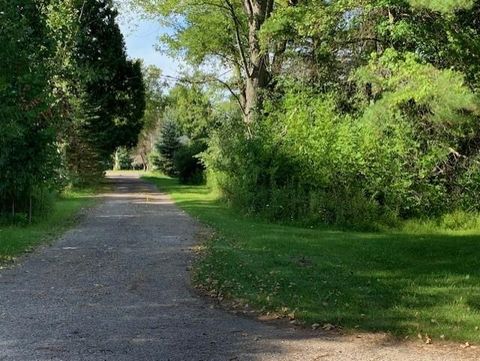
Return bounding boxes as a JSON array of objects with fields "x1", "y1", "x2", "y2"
[
  {"x1": 205, "y1": 51, "x2": 480, "y2": 228},
  {"x1": 0, "y1": 0, "x2": 61, "y2": 220},
  {"x1": 174, "y1": 141, "x2": 207, "y2": 184},
  {"x1": 1, "y1": 0, "x2": 145, "y2": 221},
  {"x1": 206, "y1": 109, "x2": 383, "y2": 229}
]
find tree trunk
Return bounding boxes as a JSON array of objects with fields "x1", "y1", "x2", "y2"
[
  {"x1": 28, "y1": 195, "x2": 32, "y2": 224},
  {"x1": 243, "y1": 0, "x2": 273, "y2": 124},
  {"x1": 140, "y1": 153, "x2": 147, "y2": 172}
]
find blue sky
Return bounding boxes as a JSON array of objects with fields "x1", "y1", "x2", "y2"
[
  {"x1": 117, "y1": 5, "x2": 228, "y2": 82},
  {"x1": 118, "y1": 11, "x2": 180, "y2": 77}
]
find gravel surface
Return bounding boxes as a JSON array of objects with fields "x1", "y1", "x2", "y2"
[{"x1": 1, "y1": 174, "x2": 479, "y2": 361}]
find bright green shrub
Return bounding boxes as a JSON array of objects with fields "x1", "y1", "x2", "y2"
[
  {"x1": 205, "y1": 50, "x2": 480, "y2": 228},
  {"x1": 354, "y1": 49, "x2": 479, "y2": 216},
  {"x1": 205, "y1": 107, "x2": 383, "y2": 229}
]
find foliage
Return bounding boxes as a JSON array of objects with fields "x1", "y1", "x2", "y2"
[
  {"x1": 147, "y1": 83, "x2": 214, "y2": 181},
  {"x1": 204, "y1": 48, "x2": 480, "y2": 227},
  {"x1": 174, "y1": 141, "x2": 207, "y2": 184},
  {"x1": 71, "y1": 0, "x2": 146, "y2": 178},
  {"x1": 1, "y1": 0, "x2": 145, "y2": 220},
  {"x1": 154, "y1": 119, "x2": 180, "y2": 177},
  {"x1": 134, "y1": 65, "x2": 166, "y2": 171},
  {"x1": 0, "y1": 0, "x2": 61, "y2": 219},
  {"x1": 113, "y1": 147, "x2": 133, "y2": 171},
  {"x1": 132, "y1": 0, "x2": 276, "y2": 123},
  {"x1": 167, "y1": 84, "x2": 214, "y2": 140},
  {"x1": 205, "y1": 97, "x2": 383, "y2": 228},
  {"x1": 408, "y1": 0, "x2": 474, "y2": 12},
  {"x1": 131, "y1": 0, "x2": 480, "y2": 225},
  {"x1": 354, "y1": 49, "x2": 479, "y2": 216}
]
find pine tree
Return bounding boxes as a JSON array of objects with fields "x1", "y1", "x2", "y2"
[{"x1": 155, "y1": 120, "x2": 180, "y2": 177}]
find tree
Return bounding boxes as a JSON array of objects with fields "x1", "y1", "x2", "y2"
[
  {"x1": 134, "y1": 65, "x2": 166, "y2": 171},
  {"x1": 0, "y1": 0, "x2": 147, "y2": 221},
  {"x1": 113, "y1": 147, "x2": 133, "y2": 170},
  {"x1": 154, "y1": 119, "x2": 180, "y2": 176},
  {"x1": 200, "y1": 0, "x2": 480, "y2": 225},
  {"x1": 0, "y1": 0, "x2": 61, "y2": 220},
  {"x1": 46, "y1": 0, "x2": 146, "y2": 183},
  {"x1": 132, "y1": 0, "x2": 283, "y2": 125},
  {"x1": 77, "y1": 0, "x2": 146, "y2": 161},
  {"x1": 166, "y1": 84, "x2": 214, "y2": 140}
]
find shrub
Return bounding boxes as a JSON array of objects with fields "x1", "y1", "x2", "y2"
[
  {"x1": 204, "y1": 50, "x2": 480, "y2": 228},
  {"x1": 174, "y1": 141, "x2": 207, "y2": 184}
]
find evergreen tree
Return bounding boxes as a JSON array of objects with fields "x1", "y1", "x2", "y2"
[
  {"x1": 46, "y1": 0, "x2": 146, "y2": 183},
  {"x1": 154, "y1": 119, "x2": 180, "y2": 177}
]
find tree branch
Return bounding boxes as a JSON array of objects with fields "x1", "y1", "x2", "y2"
[
  {"x1": 162, "y1": 74, "x2": 246, "y2": 116},
  {"x1": 224, "y1": 0, "x2": 251, "y2": 77},
  {"x1": 79, "y1": 0, "x2": 87, "y2": 21}
]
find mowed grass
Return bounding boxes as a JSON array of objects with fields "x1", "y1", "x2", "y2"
[
  {"x1": 144, "y1": 173, "x2": 480, "y2": 343},
  {"x1": 0, "y1": 189, "x2": 97, "y2": 263}
]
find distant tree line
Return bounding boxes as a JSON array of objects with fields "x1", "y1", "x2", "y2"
[
  {"x1": 0, "y1": 0, "x2": 145, "y2": 222},
  {"x1": 118, "y1": 70, "x2": 212, "y2": 185}
]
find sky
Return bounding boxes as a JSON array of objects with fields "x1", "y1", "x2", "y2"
[
  {"x1": 117, "y1": 9, "x2": 180, "y2": 78},
  {"x1": 116, "y1": 4, "x2": 229, "y2": 83}
]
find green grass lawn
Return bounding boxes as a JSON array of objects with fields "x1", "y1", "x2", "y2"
[
  {"x1": 144, "y1": 173, "x2": 480, "y2": 343},
  {"x1": 0, "y1": 189, "x2": 97, "y2": 263}
]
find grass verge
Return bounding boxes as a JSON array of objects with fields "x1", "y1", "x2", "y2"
[
  {"x1": 0, "y1": 188, "x2": 98, "y2": 263},
  {"x1": 143, "y1": 173, "x2": 480, "y2": 344}
]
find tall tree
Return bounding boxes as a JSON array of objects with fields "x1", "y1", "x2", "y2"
[
  {"x1": 47, "y1": 0, "x2": 146, "y2": 182},
  {"x1": 133, "y1": 0, "x2": 282, "y2": 125},
  {"x1": 0, "y1": 0, "x2": 60, "y2": 218},
  {"x1": 134, "y1": 65, "x2": 166, "y2": 170},
  {"x1": 77, "y1": 0, "x2": 146, "y2": 159}
]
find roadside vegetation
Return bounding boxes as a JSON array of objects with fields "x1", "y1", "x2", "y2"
[
  {"x1": 0, "y1": 189, "x2": 97, "y2": 263},
  {"x1": 1, "y1": 1, "x2": 144, "y2": 257},
  {"x1": 1, "y1": 1, "x2": 145, "y2": 223},
  {"x1": 128, "y1": 1, "x2": 480, "y2": 343},
  {"x1": 127, "y1": 0, "x2": 480, "y2": 230},
  {"x1": 145, "y1": 173, "x2": 480, "y2": 344}
]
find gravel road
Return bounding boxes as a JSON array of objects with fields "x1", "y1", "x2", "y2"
[{"x1": 0, "y1": 174, "x2": 478, "y2": 361}]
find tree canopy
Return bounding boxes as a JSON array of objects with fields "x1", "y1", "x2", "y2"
[
  {"x1": 130, "y1": 0, "x2": 480, "y2": 227},
  {"x1": 0, "y1": 0, "x2": 145, "y2": 220}
]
